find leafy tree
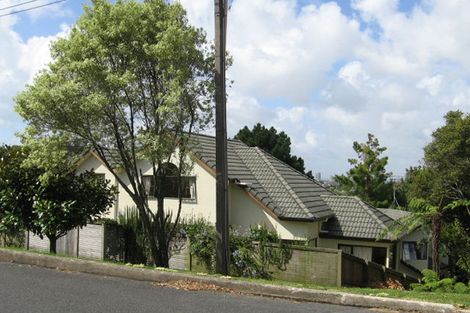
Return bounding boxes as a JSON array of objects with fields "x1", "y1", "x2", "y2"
[
  {"x1": 334, "y1": 133, "x2": 393, "y2": 208},
  {"x1": 389, "y1": 166, "x2": 434, "y2": 208},
  {"x1": 417, "y1": 111, "x2": 470, "y2": 276},
  {"x1": 389, "y1": 111, "x2": 470, "y2": 277},
  {"x1": 31, "y1": 172, "x2": 116, "y2": 253},
  {"x1": 0, "y1": 146, "x2": 115, "y2": 253},
  {"x1": 0, "y1": 145, "x2": 39, "y2": 244},
  {"x1": 235, "y1": 123, "x2": 309, "y2": 175},
  {"x1": 15, "y1": 0, "x2": 213, "y2": 266}
]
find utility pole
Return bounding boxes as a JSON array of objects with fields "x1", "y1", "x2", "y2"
[{"x1": 214, "y1": 0, "x2": 229, "y2": 275}]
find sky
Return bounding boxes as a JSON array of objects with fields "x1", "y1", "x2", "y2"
[{"x1": 1, "y1": 0, "x2": 470, "y2": 179}]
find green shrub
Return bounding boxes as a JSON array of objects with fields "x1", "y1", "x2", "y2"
[
  {"x1": 184, "y1": 218, "x2": 216, "y2": 272},
  {"x1": 184, "y1": 220, "x2": 292, "y2": 279},
  {"x1": 410, "y1": 283, "x2": 430, "y2": 292},
  {"x1": 454, "y1": 282, "x2": 469, "y2": 294},
  {"x1": 422, "y1": 269, "x2": 439, "y2": 283},
  {"x1": 438, "y1": 278, "x2": 456, "y2": 293},
  {"x1": 411, "y1": 269, "x2": 467, "y2": 293},
  {"x1": 230, "y1": 226, "x2": 292, "y2": 279}
]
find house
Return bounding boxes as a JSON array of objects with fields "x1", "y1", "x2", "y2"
[{"x1": 76, "y1": 133, "x2": 430, "y2": 275}]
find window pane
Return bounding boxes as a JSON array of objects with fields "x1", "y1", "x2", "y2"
[
  {"x1": 181, "y1": 177, "x2": 196, "y2": 199},
  {"x1": 417, "y1": 242, "x2": 427, "y2": 260},
  {"x1": 403, "y1": 242, "x2": 418, "y2": 261},
  {"x1": 143, "y1": 176, "x2": 155, "y2": 197},
  {"x1": 162, "y1": 176, "x2": 179, "y2": 198}
]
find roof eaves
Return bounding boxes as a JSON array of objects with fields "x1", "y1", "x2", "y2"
[{"x1": 319, "y1": 233, "x2": 397, "y2": 243}]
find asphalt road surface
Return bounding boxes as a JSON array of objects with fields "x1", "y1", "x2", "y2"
[{"x1": 0, "y1": 262, "x2": 378, "y2": 313}]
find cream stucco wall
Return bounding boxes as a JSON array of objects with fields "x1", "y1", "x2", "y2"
[
  {"x1": 76, "y1": 153, "x2": 217, "y2": 224},
  {"x1": 318, "y1": 237, "x2": 393, "y2": 267},
  {"x1": 229, "y1": 184, "x2": 320, "y2": 242},
  {"x1": 76, "y1": 153, "x2": 319, "y2": 241},
  {"x1": 76, "y1": 153, "x2": 119, "y2": 219}
]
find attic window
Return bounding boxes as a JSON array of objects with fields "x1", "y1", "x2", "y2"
[{"x1": 142, "y1": 163, "x2": 196, "y2": 200}]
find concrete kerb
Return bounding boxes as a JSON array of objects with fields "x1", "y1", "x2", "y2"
[{"x1": 0, "y1": 249, "x2": 457, "y2": 313}]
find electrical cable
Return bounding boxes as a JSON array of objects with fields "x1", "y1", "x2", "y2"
[
  {"x1": 0, "y1": 0, "x2": 66, "y2": 18},
  {"x1": 0, "y1": 0, "x2": 42, "y2": 11}
]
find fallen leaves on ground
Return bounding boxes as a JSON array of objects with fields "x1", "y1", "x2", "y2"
[{"x1": 153, "y1": 279, "x2": 233, "y2": 293}]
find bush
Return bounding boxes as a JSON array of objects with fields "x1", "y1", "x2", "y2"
[
  {"x1": 438, "y1": 278, "x2": 456, "y2": 293},
  {"x1": 184, "y1": 219, "x2": 216, "y2": 272},
  {"x1": 411, "y1": 269, "x2": 470, "y2": 293},
  {"x1": 422, "y1": 269, "x2": 439, "y2": 283},
  {"x1": 0, "y1": 229, "x2": 25, "y2": 248},
  {"x1": 184, "y1": 220, "x2": 292, "y2": 279},
  {"x1": 230, "y1": 226, "x2": 292, "y2": 279},
  {"x1": 410, "y1": 283, "x2": 430, "y2": 292},
  {"x1": 454, "y1": 282, "x2": 469, "y2": 294}
]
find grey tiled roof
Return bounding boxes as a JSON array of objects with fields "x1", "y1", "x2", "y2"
[
  {"x1": 189, "y1": 134, "x2": 334, "y2": 221},
  {"x1": 320, "y1": 195, "x2": 395, "y2": 240},
  {"x1": 378, "y1": 208, "x2": 411, "y2": 221},
  {"x1": 84, "y1": 133, "x2": 397, "y2": 238}
]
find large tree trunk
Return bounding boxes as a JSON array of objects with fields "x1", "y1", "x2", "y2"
[
  {"x1": 136, "y1": 201, "x2": 160, "y2": 267},
  {"x1": 155, "y1": 196, "x2": 169, "y2": 267},
  {"x1": 48, "y1": 236, "x2": 57, "y2": 254},
  {"x1": 431, "y1": 211, "x2": 442, "y2": 275}
]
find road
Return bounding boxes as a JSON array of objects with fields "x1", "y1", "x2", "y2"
[{"x1": 0, "y1": 262, "x2": 377, "y2": 313}]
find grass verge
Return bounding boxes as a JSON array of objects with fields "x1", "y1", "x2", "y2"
[{"x1": 1, "y1": 246, "x2": 468, "y2": 308}]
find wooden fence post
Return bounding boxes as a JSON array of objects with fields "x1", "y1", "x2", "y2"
[
  {"x1": 25, "y1": 231, "x2": 30, "y2": 250},
  {"x1": 76, "y1": 227, "x2": 80, "y2": 258}
]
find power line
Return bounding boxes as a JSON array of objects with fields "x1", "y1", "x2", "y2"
[
  {"x1": 0, "y1": 0, "x2": 42, "y2": 11},
  {"x1": 0, "y1": 0, "x2": 66, "y2": 18}
]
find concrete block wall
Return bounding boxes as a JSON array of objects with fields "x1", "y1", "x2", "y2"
[{"x1": 271, "y1": 246, "x2": 341, "y2": 287}]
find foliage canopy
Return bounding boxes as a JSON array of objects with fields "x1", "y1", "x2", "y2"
[
  {"x1": 235, "y1": 123, "x2": 311, "y2": 176},
  {"x1": 0, "y1": 145, "x2": 115, "y2": 253},
  {"x1": 15, "y1": 0, "x2": 213, "y2": 266},
  {"x1": 334, "y1": 133, "x2": 393, "y2": 208}
]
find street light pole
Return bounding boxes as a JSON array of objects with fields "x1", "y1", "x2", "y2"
[{"x1": 214, "y1": 0, "x2": 229, "y2": 275}]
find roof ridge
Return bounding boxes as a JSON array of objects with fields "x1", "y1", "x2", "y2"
[
  {"x1": 353, "y1": 196, "x2": 390, "y2": 230},
  {"x1": 254, "y1": 147, "x2": 313, "y2": 219},
  {"x1": 190, "y1": 132, "x2": 247, "y2": 145},
  {"x1": 257, "y1": 148, "x2": 334, "y2": 193}
]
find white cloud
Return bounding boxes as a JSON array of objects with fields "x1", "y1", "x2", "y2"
[
  {"x1": 179, "y1": 0, "x2": 470, "y2": 178},
  {"x1": 322, "y1": 106, "x2": 359, "y2": 126},
  {"x1": 226, "y1": 92, "x2": 275, "y2": 136},
  {"x1": 0, "y1": 17, "x2": 67, "y2": 144},
  {"x1": 304, "y1": 130, "x2": 318, "y2": 147},
  {"x1": 417, "y1": 74, "x2": 443, "y2": 96},
  {"x1": 228, "y1": 1, "x2": 362, "y2": 102},
  {"x1": 3, "y1": 0, "x2": 470, "y2": 179},
  {"x1": 338, "y1": 61, "x2": 370, "y2": 89}
]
